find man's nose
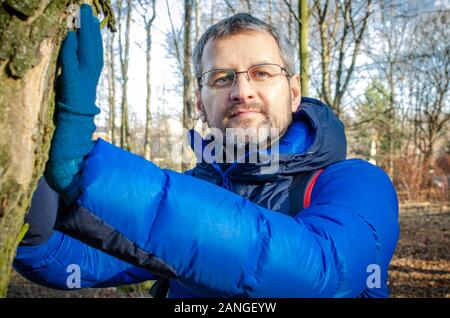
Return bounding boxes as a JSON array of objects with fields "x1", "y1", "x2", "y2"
[{"x1": 229, "y1": 73, "x2": 256, "y2": 103}]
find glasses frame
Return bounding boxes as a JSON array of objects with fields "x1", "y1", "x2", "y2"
[{"x1": 198, "y1": 63, "x2": 292, "y2": 91}]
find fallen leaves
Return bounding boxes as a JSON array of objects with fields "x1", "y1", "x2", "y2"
[{"x1": 389, "y1": 205, "x2": 450, "y2": 298}]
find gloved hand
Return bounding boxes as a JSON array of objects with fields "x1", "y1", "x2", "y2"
[{"x1": 45, "y1": 4, "x2": 103, "y2": 204}]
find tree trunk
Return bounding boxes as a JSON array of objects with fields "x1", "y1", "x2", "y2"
[
  {"x1": 268, "y1": 0, "x2": 272, "y2": 24},
  {"x1": 143, "y1": 0, "x2": 156, "y2": 161},
  {"x1": 107, "y1": 32, "x2": 117, "y2": 145},
  {"x1": 0, "y1": 0, "x2": 117, "y2": 297},
  {"x1": 182, "y1": 0, "x2": 195, "y2": 171},
  {"x1": 0, "y1": 0, "x2": 73, "y2": 297},
  {"x1": 195, "y1": 0, "x2": 200, "y2": 42},
  {"x1": 298, "y1": 0, "x2": 309, "y2": 97},
  {"x1": 118, "y1": 0, "x2": 131, "y2": 150},
  {"x1": 287, "y1": 0, "x2": 292, "y2": 42},
  {"x1": 316, "y1": 0, "x2": 333, "y2": 109},
  {"x1": 387, "y1": 61, "x2": 395, "y2": 178},
  {"x1": 210, "y1": 0, "x2": 215, "y2": 25}
]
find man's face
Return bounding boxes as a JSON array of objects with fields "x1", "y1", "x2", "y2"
[{"x1": 196, "y1": 30, "x2": 301, "y2": 146}]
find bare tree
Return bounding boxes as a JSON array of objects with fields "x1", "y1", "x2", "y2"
[
  {"x1": 242, "y1": 0, "x2": 252, "y2": 12},
  {"x1": 283, "y1": 0, "x2": 313, "y2": 97},
  {"x1": 361, "y1": 1, "x2": 412, "y2": 177},
  {"x1": 406, "y1": 11, "x2": 450, "y2": 176},
  {"x1": 165, "y1": 0, "x2": 183, "y2": 69},
  {"x1": 195, "y1": 0, "x2": 201, "y2": 42},
  {"x1": 288, "y1": 0, "x2": 293, "y2": 41},
  {"x1": 182, "y1": 0, "x2": 196, "y2": 171},
  {"x1": 136, "y1": 0, "x2": 157, "y2": 160},
  {"x1": 298, "y1": 0, "x2": 310, "y2": 96},
  {"x1": 312, "y1": 0, "x2": 372, "y2": 116},
  {"x1": 268, "y1": 0, "x2": 273, "y2": 24},
  {"x1": 105, "y1": 31, "x2": 117, "y2": 144},
  {"x1": 117, "y1": 0, "x2": 132, "y2": 150},
  {"x1": 224, "y1": 0, "x2": 236, "y2": 15}
]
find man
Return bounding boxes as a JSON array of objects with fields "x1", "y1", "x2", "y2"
[{"x1": 13, "y1": 5, "x2": 399, "y2": 298}]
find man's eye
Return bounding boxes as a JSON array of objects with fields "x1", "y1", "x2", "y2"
[
  {"x1": 253, "y1": 71, "x2": 270, "y2": 79},
  {"x1": 214, "y1": 76, "x2": 233, "y2": 86}
]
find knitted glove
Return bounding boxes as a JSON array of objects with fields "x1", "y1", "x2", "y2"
[{"x1": 45, "y1": 4, "x2": 103, "y2": 204}]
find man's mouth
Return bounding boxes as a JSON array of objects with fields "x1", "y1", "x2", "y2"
[{"x1": 229, "y1": 110, "x2": 262, "y2": 118}]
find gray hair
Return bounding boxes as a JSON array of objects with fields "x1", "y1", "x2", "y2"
[{"x1": 192, "y1": 13, "x2": 296, "y2": 83}]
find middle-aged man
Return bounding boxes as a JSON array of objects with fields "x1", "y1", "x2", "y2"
[{"x1": 13, "y1": 5, "x2": 400, "y2": 298}]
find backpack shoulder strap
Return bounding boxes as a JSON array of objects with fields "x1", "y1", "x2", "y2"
[
  {"x1": 149, "y1": 277, "x2": 170, "y2": 298},
  {"x1": 288, "y1": 168, "x2": 324, "y2": 216}
]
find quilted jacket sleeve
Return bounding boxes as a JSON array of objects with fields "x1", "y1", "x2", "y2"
[
  {"x1": 13, "y1": 177, "x2": 157, "y2": 290},
  {"x1": 70, "y1": 139, "x2": 399, "y2": 297},
  {"x1": 13, "y1": 230, "x2": 157, "y2": 290}
]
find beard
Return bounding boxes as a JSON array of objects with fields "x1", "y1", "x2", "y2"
[
  {"x1": 205, "y1": 96, "x2": 293, "y2": 150},
  {"x1": 225, "y1": 112, "x2": 273, "y2": 150}
]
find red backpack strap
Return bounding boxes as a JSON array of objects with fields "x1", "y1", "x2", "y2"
[
  {"x1": 303, "y1": 169, "x2": 324, "y2": 208},
  {"x1": 288, "y1": 168, "x2": 325, "y2": 216}
]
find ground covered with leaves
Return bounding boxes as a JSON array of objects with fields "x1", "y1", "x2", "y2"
[
  {"x1": 388, "y1": 204, "x2": 449, "y2": 297},
  {"x1": 7, "y1": 204, "x2": 449, "y2": 298}
]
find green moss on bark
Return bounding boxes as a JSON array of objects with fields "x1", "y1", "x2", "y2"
[
  {"x1": 0, "y1": 0, "x2": 117, "y2": 297},
  {"x1": 0, "y1": 148, "x2": 10, "y2": 180},
  {"x1": 0, "y1": 5, "x2": 17, "y2": 61},
  {"x1": 31, "y1": 90, "x2": 56, "y2": 188},
  {"x1": 1, "y1": 1, "x2": 68, "y2": 77},
  {"x1": 0, "y1": 178, "x2": 25, "y2": 297},
  {"x1": 5, "y1": 0, "x2": 41, "y2": 17},
  {"x1": 0, "y1": 0, "x2": 70, "y2": 298}
]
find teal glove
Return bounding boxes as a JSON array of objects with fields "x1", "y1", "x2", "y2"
[{"x1": 45, "y1": 4, "x2": 103, "y2": 204}]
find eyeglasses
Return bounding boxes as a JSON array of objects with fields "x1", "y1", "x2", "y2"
[{"x1": 198, "y1": 63, "x2": 291, "y2": 91}]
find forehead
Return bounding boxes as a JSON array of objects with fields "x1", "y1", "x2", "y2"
[{"x1": 201, "y1": 30, "x2": 284, "y2": 72}]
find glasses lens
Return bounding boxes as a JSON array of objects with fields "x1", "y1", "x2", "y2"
[
  {"x1": 248, "y1": 64, "x2": 283, "y2": 86},
  {"x1": 204, "y1": 70, "x2": 235, "y2": 90}
]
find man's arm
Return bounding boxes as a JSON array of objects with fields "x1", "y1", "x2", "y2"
[
  {"x1": 14, "y1": 177, "x2": 157, "y2": 290},
  {"x1": 15, "y1": 4, "x2": 178, "y2": 288},
  {"x1": 14, "y1": 4, "x2": 158, "y2": 289},
  {"x1": 70, "y1": 138, "x2": 399, "y2": 297}
]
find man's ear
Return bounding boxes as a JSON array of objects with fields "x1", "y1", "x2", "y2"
[
  {"x1": 195, "y1": 89, "x2": 207, "y2": 122},
  {"x1": 289, "y1": 74, "x2": 301, "y2": 113}
]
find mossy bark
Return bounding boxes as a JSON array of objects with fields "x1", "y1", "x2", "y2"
[
  {"x1": 0, "y1": 0, "x2": 115, "y2": 297},
  {"x1": 0, "y1": 0, "x2": 75, "y2": 297}
]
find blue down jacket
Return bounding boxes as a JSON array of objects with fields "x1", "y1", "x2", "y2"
[{"x1": 13, "y1": 97, "x2": 400, "y2": 297}]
